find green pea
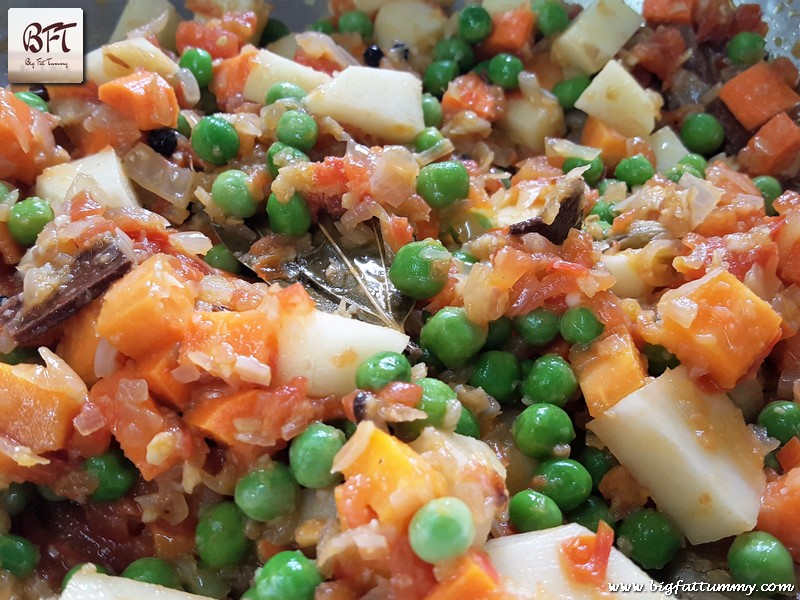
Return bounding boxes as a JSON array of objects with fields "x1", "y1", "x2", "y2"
[
  {"x1": 400, "y1": 378, "x2": 457, "y2": 439},
  {"x1": 14, "y1": 91, "x2": 49, "y2": 113},
  {"x1": 266, "y1": 82, "x2": 307, "y2": 105},
  {"x1": 185, "y1": 563, "x2": 230, "y2": 598},
  {"x1": 276, "y1": 110, "x2": 318, "y2": 152},
  {"x1": 642, "y1": 343, "x2": 679, "y2": 376},
  {"x1": 665, "y1": 163, "x2": 703, "y2": 183},
  {"x1": 179, "y1": 48, "x2": 214, "y2": 88},
  {"x1": 488, "y1": 53, "x2": 524, "y2": 90},
  {"x1": 356, "y1": 351, "x2": 412, "y2": 390},
  {"x1": 62, "y1": 563, "x2": 109, "y2": 590},
  {"x1": 424, "y1": 60, "x2": 459, "y2": 97},
  {"x1": 764, "y1": 451, "x2": 781, "y2": 472},
  {"x1": 192, "y1": 115, "x2": 240, "y2": 164},
  {"x1": 678, "y1": 153, "x2": 707, "y2": 174},
  {"x1": 552, "y1": 76, "x2": 591, "y2": 111},
  {"x1": 521, "y1": 354, "x2": 577, "y2": 407},
  {"x1": 473, "y1": 60, "x2": 491, "y2": 80},
  {"x1": 198, "y1": 88, "x2": 219, "y2": 114},
  {"x1": 563, "y1": 156, "x2": 604, "y2": 186},
  {"x1": 433, "y1": 38, "x2": 475, "y2": 73},
  {"x1": 413, "y1": 127, "x2": 446, "y2": 153},
  {"x1": 680, "y1": 113, "x2": 724, "y2": 156},
  {"x1": 289, "y1": 423, "x2": 346, "y2": 489},
  {"x1": 727, "y1": 32, "x2": 766, "y2": 65},
  {"x1": 597, "y1": 178, "x2": 620, "y2": 196},
  {"x1": 514, "y1": 307, "x2": 560, "y2": 347},
  {"x1": 512, "y1": 403, "x2": 575, "y2": 459},
  {"x1": 559, "y1": 307, "x2": 604, "y2": 345},
  {"x1": 242, "y1": 588, "x2": 259, "y2": 599},
  {"x1": 753, "y1": 175, "x2": 782, "y2": 216},
  {"x1": 509, "y1": 489, "x2": 563, "y2": 532},
  {"x1": 255, "y1": 550, "x2": 322, "y2": 600},
  {"x1": 531, "y1": 458, "x2": 592, "y2": 512},
  {"x1": 212, "y1": 169, "x2": 257, "y2": 218},
  {"x1": 567, "y1": 495, "x2": 616, "y2": 532},
  {"x1": 1, "y1": 483, "x2": 31, "y2": 517},
  {"x1": 8, "y1": 196, "x2": 54, "y2": 246},
  {"x1": 0, "y1": 347, "x2": 36, "y2": 365},
  {"x1": 532, "y1": 0, "x2": 570, "y2": 36},
  {"x1": 577, "y1": 446, "x2": 615, "y2": 488},
  {"x1": 616, "y1": 508, "x2": 682, "y2": 570},
  {"x1": 122, "y1": 557, "x2": 180, "y2": 589},
  {"x1": 520, "y1": 359, "x2": 535, "y2": 377},
  {"x1": 266, "y1": 142, "x2": 309, "y2": 178},
  {"x1": 614, "y1": 154, "x2": 655, "y2": 188},
  {"x1": 420, "y1": 307, "x2": 488, "y2": 369},
  {"x1": 204, "y1": 244, "x2": 241, "y2": 274},
  {"x1": 308, "y1": 19, "x2": 334, "y2": 34},
  {"x1": 235, "y1": 463, "x2": 298, "y2": 522},
  {"x1": 261, "y1": 19, "x2": 290, "y2": 46},
  {"x1": 417, "y1": 161, "x2": 470, "y2": 209},
  {"x1": 177, "y1": 114, "x2": 192, "y2": 138},
  {"x1": 389, "y1": 239, "x2": 451, "y2": 299},
  {"x1": 338, "y1": 10, "x2": 373, "y2": 38},
  {"x1": 458, "y1": 6, "x2": 493, "y2": 44},
  {"x1": 757, "y1": 401, "x2": 800, "y2": 445},
  {"x1": 409, "y1": 497, "x2": 475, "y2": 563},
  {"x1": 728, "y1": 531, "x2": 794, "y2": 586},
  {"x1": 484, "y1": 317, "x2": 512, "y2": 350},
  {"x1": 452, "y1": 248, "x2": 477, "y2": 264},
  {"x1": 83, "y1": 451, "x2": 137, "y2": 502},
  {"x1": 421, "y1": 93, "x2": 443, "y2": 128},
  {"x1": 195, "y1": 502, "x2": 250, "y2": 569},
  {"x1": 0, "y1": 535, "x2": 38, "y2": 578},
  {"x1": 469, "y1": 351, "x2": 520, "y2": 404},
  {"x1": 267, "y1": 192, "x2": 312, "y2": 236},
  {"x1": 455, "y1": 404, "x2": 481, "y2": 438}
]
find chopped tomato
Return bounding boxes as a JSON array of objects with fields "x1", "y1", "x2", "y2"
[
  {"x1": 442, "y1": 74, "x2": 506, "y2": 122},
  {"x1": 628, "y1": 26, "x2": 687, "y2": 87},
  {"x1": 757, "y1": 467, "x2": 800, "y2": 561},
  {"x1": 559, "y1": 520, "x2": 615, "y2": 586},
  {"x1": 0, "y1": 88, "x2": 60, "y2": 184},
  {"x1": 389, "y1": 535, "x2": 437, "y2": 600},
  {"x1": 294, "y1": 48, "x2": 341, "y2": 76},
  {"x1": 674, "y1": 230, "x2": 778, "y2": 282},
  {"x1": 176, "y1": 21, "x2": 240, "y2": 59}
]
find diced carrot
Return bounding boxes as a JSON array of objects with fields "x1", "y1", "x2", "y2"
[
  {"x1": 718, "y1": 61, "x2": 800, "y2": 130},
  {"x1": 738, "y1": 112, "x2": 800, "y2": 177},
  {"x1": 479, "y1": 7, "x2": 535, "y2": 56},
  {"x1": 175, "y1": 21, "x2": 240, "y2": 59},
  {"x1": 185, "y1": 389, "x2": 262, "y2": 448},
  {"x1": 757, "y1": 467, "x2": 800, "y2": 561},
  {"x1": 0, "y1": 88, "x2": 60, "y2": 184},
  {"x1": 97, "y1": 254, "x2": 197, "y2": 361},
  {"x1": 777, "y1": 437, "x2": 800, "y2": 472},
  {"x1": 441, "y1": 74, "x2": 506, "y2": 122},
  {"x1": 581, "y1": 116, "x2": 628, "y2": 168},
  {"x1": 134, "y1": 345, "x2": 194, "y2": 411},
  {"x1": 57, "y1": 299, "x2": 103, "y2": 386},
  {"x1": 209, "y1": 45, "x2": 258, "y2": 111},
  {"x1": 98, "y1": 71, "x2": 179, "y2": 131},
  {"x1": 643, "y1": 0, "x2": 695, "y2": 24},
  {"x1": 426, "y1": 550, "x2": 501, "y2": 600}
]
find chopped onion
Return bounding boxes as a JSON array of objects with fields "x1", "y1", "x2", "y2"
[
  {"x1": 73, "y1": 403, "x2": 107, "y2": 436},
  {"x1": 545, "y1": 137, "x2": 602, "y2": 162},
  {"x1": 94, "y1": 338, "x2": 121, "y2": 379},
  {"x1": 0, "y1": 434, "x2": 49, "y2": 467},
  {"x1": 414, "y1": 138, "x2": 455, "y2": 166},
  {"x1": 680, "y1": 173, "x2": 724, "y2": 228},
  {"x1": 169, "y1": 67, "x2": 201, "y2": 108},
  {"x1": 198, "y1": 275, "x2": 236, "y2": 306},
  {"x1": 369, "y1": 146, "x2": 419, "y2": 209},
  {"x1": 124, "y1": 143, "x2": 196, "y2": 210},
  {"x1": 778, "y1": 368, "x2": 800, "y2": 400},
  {"x1": 169, "y1": 231, "x2": 213, "y2": 256},
  {"x1": 296, "y1": 32, "x2": 359, "y2": 69},
  {"x1": 331, "y1": 421, "x2": 373, "y2": 473},
  {"x1": 125, "y1": 9, "x2": 169, "y2": 40}
]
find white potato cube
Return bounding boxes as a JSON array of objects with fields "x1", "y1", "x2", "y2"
[
  {"x1": 109, "y1": 0, "x2": 179, "y2": 48},
  {"x1": 276, "y1": 309, "x2": 409, "y2": 397},
  {"x1": 243, "y1": 49, "x2": 332, "y2": 105},
  {"x1": 498, "y1": 93, "x2": 566, "y2": 154},
  {"x1": 305, "y1": 66, "x2": 424, "y2": 143},
  {"x1": 588, "y1": 366, "x2": 767, "y2": 544},
  {"x1": 86, "y1": 38, "x2": 179, "y2": 85},
  {"x1": 486, "y1": 523, "x2": 666, "y2": 599},
  {"x1": 62, "y1": 569, "x2": 207, "y2": 600},
  {"x1": 268, "y1": 34, "x2": 299, "y2": 59},
  {"x1": 482, "y1": 0, "x2": 528, "y2": 14},
  {"x1": 36, "y1": 147, "x2": 139, "y2": 210},
  {"x1": 552, "y1": 0, "x2": 643, "y2": 75},
  {"x1": 575, "y1": 60, "x2": 661, "y2": 138},
  {"x1": 374, "y1": 1, "x2": 446, "y2": 57},
  {"x1": 649, "y1": 127, "x2": 690, "y2": 173},
  {"x1": 601, "y1": 251, "x2": 650, "y2": 298}
]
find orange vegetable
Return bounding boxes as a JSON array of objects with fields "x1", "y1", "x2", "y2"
[
  {"x1": 426, "y1": 551, "x2": 501, "y2": 600},
  {"x1": 650, "y1": 268, "x2": 782, "y2": 390},
  {"x1": 185, "y1": 389, "x2": 262, "y2": 449},
  {"x1": 57, "y1": 299, "x2": 103, "y2": 386},
  {"x1": 0, "y1": 221, "x2": 24, "y2": 266},
  {"x1": 97, "y1": 254, "x2": 197, "y2": 361},
  {"x1": 738, "y1": 111, "x2": 800, "y2": 177},
  {"x1": 718, "y1": 62, "x2": 800, "y2": 130},
  {"x1": 0, "y1": 88, "x2": 60, "y2": 184},
  {"x1": 134, "y1": 345, "x2": 194, "y2": 411},
  {"x1": 558, "y1": 520, "x2": 615, "y2": 586},
  {"x1": 757, "y1": 467, "x2": 800, "y2": 561},
  {"x1": 441, "y1": 74, "x2": 506, "y2": 122},
  {"x1": 643, "y1": 0, "x2": 695, "y2": 24},
  {"x1": 148, "y1": 519, "x2": 196, "y2": 560},
  {"x1": 98, "y1": 70, "x2": 179, "y2": 131},
  {"x1": 777, "y1": 437, "x2": 800, "y2": 472},
  {"x1": 581, "y1": 116, "x2": 628, "y2": 168},
  {"x1": 569, "y1": 327, "x2": 648, "y2": 417},
  {"x1": 209, "y1": 46, "x2": 258, "y2": 111},
  {"x1": 175, "y1": 21, "x2": 240, "y2": 59},
  {"x1": 479, "y1": 7, "x2": 535, "y2": 56}
]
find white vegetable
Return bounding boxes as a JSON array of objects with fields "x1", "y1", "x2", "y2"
[
  {"x1": 353, "y1": 0, "x2": 453, "y2": 17},
  {"x1": 649, "y1": 127, "x2": 690, "y2": 173},
  {"x1": 36, "y1": 147, "x2": 139, "y2": 210},
  {"x1": 498, "y1": 93, "x2": 565, "y2": 154},
  {"x1": 86, "y1": 37, "x2": 179, "y2": 85},
  {"x1": 486, "y1": 523, "x2": 665, "y2": 599},
  {"x1": 374, "y1": 1, "x2": 446, "y2": 57},
  {"x1": 305, "y1": 67, "x2": 424, "y2": 143},
  {"x1": 601, "y1": 251, "x2": 650, "y2": 298},
  {"x1": 276, "y1": 309, "x2": 409, "y2": 397},
  {"x1": 680, "y1": 173, "x2": 724, "y2": 229},
  {"x1": 574, "y1": 60, "x2": 662, "y2": 138},
  {"x1": 482, "y1": 0, "x2": 528, "y2": 14},
  {"x1": 109, "y1": 0, "x2": 179, "y2": 48},
  {"x1": 268, "y1": 34, "x2": 299, "y2": 59},
  {"x1": 243, "y1": 49, "x2": 332, "y2": 105},
  {"x1": 62, "y1": 569, "x2": 206, "y2": 600},
  {"x1": 588, "y1": 366, "x2": 767, "y2": 544}
]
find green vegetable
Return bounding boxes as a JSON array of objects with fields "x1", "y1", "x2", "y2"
[
  {"x1": 567, "y1": 495, "x2": 616, "y2": 532},
  {"x1": 177, "y1": 114, "x2": 191, "y2": 138},
  {"x1": 680, "y1": 113, "x2": 724, "y2": 156},
  {"x1": 185, "y1": 563, "x2": 230, "y2": 598},
  {"x1": 289, "y1": 423, "x2": 346, "y2": 489},
  {"x1": 727, "y1": 32, "x2": 766, "y2": 65},
  {"x1": 455, "y1": 405, "x2": 481, "y2": 438},
  {"x1": 520, "y1": 354, "x2": 577, "y2": 407},
  {"x1": 614, "y1": 154, "x2": 655, "y2": 188},
  {"x1": 484, "y1": 317, "x2": 512, "y2": 350},
  {"x1": 266, "y1": 142, "x2": 309, "y2": 178},
  {"x1": 531, "y1": 458, "x2": 592, "y2": 512},
  {"x1": 408, "y1": 497, "x2": 475, "y2": 563},
  {"x1": 458, "y1": 6, "x2": 493, "y2": 44},
  {"x1": 417, "y1": 161, "x2": 471, "y2": 209},
  {"x1": 753, "y1": 175, "x2": 782, "y2": 216},
  {"x1": 255, "y1": 550, "x2": 322, "y2": 600},
  {"x1": 192, "y1": 115, "x2": 240, "y2": 164},
  {"x1": 0, "y1": 347, "x2": 36, "y2": 366},
  {"x1": 559, "y1": 306, "x2": 604, "y2": 345},
  {"x1": 308, "y1": 19, "x2": 334, "y2": 35},
  {"x1": 235, "y1": 463, "x2": 298, "y2": 521},
  {"x1": 1, "y1": 483, "x2": 31, "y2": 517},
  {"x1": 212, "y1": 169, "x2": 257, "y2": 218},
  {"x1": 198, "y1": 89, "x2": 219, "y2": 114},
  {"x1": 433, "y1": 38, "x2": 475, "y2": 73},
  {"x1": 469, "y1": 351, "x2": 520, "y2": 404},
  {"x1": 421, "y1": 93, "x2": 444, "y2": 128},
  {"x1": 552, "y1": 76, "x2": 592, "y2": 111},
  {"x1": 509, "y1": 489, "x2": 563, "y2": 532},
  {"x1": 597, "y1": 178, "x2": 620, "y2": 196},
  {"x1": 424, "y1": 60, "x2": 459, "y2": 97},
  {"x1": 488, "y1": 53, "x2": 524, "y2": 90},
  {"x1": 728, "y1": 531, "x2": 795, "y2": 586},
  {"x1": 577, "y1": 446, "x2": 615, "y2": 488},
  {"x1": 62, "y1": 563, "x2": 109, "y2": 590},
  {"x1": 338, "y1": 10, "x2": 373, "y2": 38},
  {"x1": 513, "y1": 307, "x2": 560, "y2": 347},
  {"x1": 665, "y1": 163, "x2": 703, "y2": 183},
  {"x1": 204, "y1": 244, "x2": 241, "y2": 274},
  {"x1": 267, "y1": 192, "x2": 312, "y2": 236},
  {"x1": 413, "y1": 127, "x2": 446, "y2": 153},
  {"x1": 589, "y1": 200, "x2": 617, "y2": 223},
  {"x1": 83, "y1": 451, "x2": 137, "y2": 502},
  {"x1": 260, "y1": 19, "x2": 290, "y2": 46},
  {"x1": 266, "y1": 82, "x2": 307, "y2": 105},
  {"x1": 400, "y1": 378, "x2": 457, "y2": 438},
  {"x1": 122, "y1": 557, "x2": 180, "y2": 589},
  {"x1": 179, "y1": 48, "x2": 213, "y2": 87},
  {"x1": 420, "y1": 307, "x2": 488, "y2": 369},
  {"x1": 512, "y1": 403, "x2": 575, "y2": 459},
  {"x1": 389, "y1": 239, "x2": 452, "y2": 299},
  {"x1": 563, "y1": 156, "x2": 604, "y2": 186},
  {"x1": 276, "y1": 110, "x2": 318, "y2": 152},
  {"x1": 757, "y1": 401, "x2": 800, "y2": 445},
  {"x1": 8, "y1": 196, "x2": 54, "y2": 246},
  {"x1": 616, "y1": 508, "x2": 682, "y2": 569},
  {"x1": 195, "y1": 502, "x2": 250, "y2": 569},
  {"x1": 0, "y1": 535, "x2": 38, "y2": 578},
  {"x1": 356, "y1": 351, "x2": 412, "y2": 390},
  {"x1": 532, "y1": 0, "x2": 570, "y2": 36},
  {"x1": 678, "y1": 153, "x2": 707, "y2": 173},
  {"x1": 452, "y1": 248, "x2": 477, "y2": 264},
  {"x1": 242, "y1": 588, "x2": 259, "y2": 599},
  {"x1": 14, "y1": 91, "x2": 49, "y2": 113},
  {"x1": 642, "y1": 343, "x2": 679, "y2": 376}
]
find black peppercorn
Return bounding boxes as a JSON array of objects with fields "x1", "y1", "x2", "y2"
[
  {"x1": 147, "y1": 128, "x2": 179, "y2": 157},
  {"x1": 363, "y1": 44, "x2": 384, "y2": 67},
  {"x1": 28, "y1": 84, "x2": 49, "y2": 102}
]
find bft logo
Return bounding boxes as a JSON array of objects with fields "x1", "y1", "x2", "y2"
[{"x1": 8, "y1": 8, "x2": 84, "y2": 84}]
